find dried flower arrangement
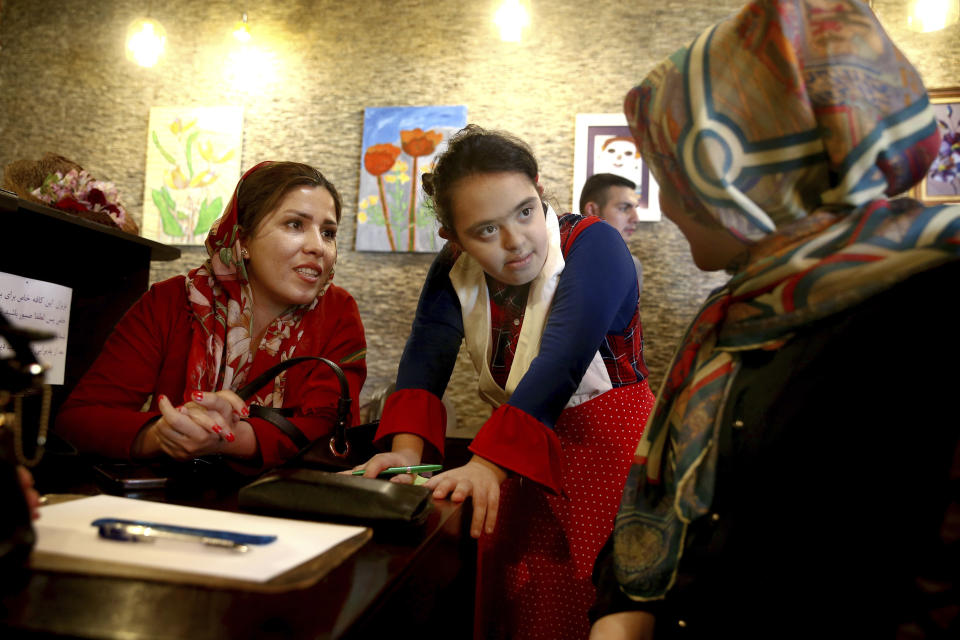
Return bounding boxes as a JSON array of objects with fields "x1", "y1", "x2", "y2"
[{"x1": 2, "y1": 153, "x2": 139, "y2": 235}]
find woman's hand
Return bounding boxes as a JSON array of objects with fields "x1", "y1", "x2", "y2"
[
  {"x1": 186, "y1": 390, "x2": 250, "y2": 428},
  {"x1": 153, "y1": 393, "x2": 235, "y2": 459},
  {"x1": 424, "y1": 455, "x2": 507, "y2": 538},
  {"x1": 136, "y1": 392, "x2": 256, "y2": 460}
]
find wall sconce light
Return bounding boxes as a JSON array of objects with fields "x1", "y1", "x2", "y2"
[
  {"x1": 125, "y1": 18, "x2": 167, "y2": 68},
  {"x1": 233, "y1": 12, "x2": 252, "y2": 43},
  {"x1": 906, "y1": 0, "x2": 959, "y2": 32},
  {"x1": 494, "y1": 0, "x2": 530, "y2": 42}
]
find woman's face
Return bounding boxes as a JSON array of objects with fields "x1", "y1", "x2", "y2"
[
  {"x1": 659, "y1": 188, "x2": 747, "y2": 272},
  {"x1": 442, "y1": 172, "x2": 548, "y2": 286},
  {"x1": 241, "y1": 185, "x2": 338, "y2": 319}
]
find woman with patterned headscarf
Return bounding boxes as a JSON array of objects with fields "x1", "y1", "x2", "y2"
[
  {"x1": 57, "y1": 162, "x2": 366, "y2": 469},
  {"x1": 590, "y1": 1, "x2": 960, "y2": 638}
]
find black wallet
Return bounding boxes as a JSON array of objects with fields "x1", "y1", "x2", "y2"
[{"x1": 238, "y1": 468, "x2": 434, "y2": 527}]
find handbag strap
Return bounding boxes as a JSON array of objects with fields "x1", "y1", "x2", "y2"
[{"x1": 234, "y1": 356, "x2": 354, "y2": 458}]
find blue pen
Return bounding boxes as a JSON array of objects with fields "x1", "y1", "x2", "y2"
[{"x1": 92, "y1": 518, "x2": 276, "y2": 552}]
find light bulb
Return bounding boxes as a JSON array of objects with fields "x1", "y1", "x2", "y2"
[
  {"x1": 233, "y1": 12, "x2": 252, "y2": 43},
  {"x1": 906, "y1": 0, "x2": 959, "y2": 32},
  {"x1": 126, "y1": 19, "x2": 167, "y2": 68},
  {"x1": 494, "y1": 0, "x2": 530, "y2": 42}
]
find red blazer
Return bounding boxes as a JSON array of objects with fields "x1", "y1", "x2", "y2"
[{"x1": 56, "y1": 276, "x2": 367, "y2": 469}]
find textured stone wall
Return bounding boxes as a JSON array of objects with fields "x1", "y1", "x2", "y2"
[{"x1": 1, "y1": 0, "x2": 957, "y2": 436}]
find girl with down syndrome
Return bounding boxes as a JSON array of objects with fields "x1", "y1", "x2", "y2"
[{"x1": 356, "y1": 125, "x2": 655, "y2": 639}]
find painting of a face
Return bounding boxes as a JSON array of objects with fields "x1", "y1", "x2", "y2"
[
  {"x1": 573, "y1": 114, "x2": 661, "y2": 222},
  {"x1": 594, "y1": 136, "x2": 643, "y2": 186}
]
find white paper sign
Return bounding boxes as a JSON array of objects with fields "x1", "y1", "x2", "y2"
[{"x1": 0, "y1": 271, "x2": 72, "y2": 385}]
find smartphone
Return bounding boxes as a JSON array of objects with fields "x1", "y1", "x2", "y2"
[{"x1": 93, "y1": 463, "x2": 169, "y2": 492}]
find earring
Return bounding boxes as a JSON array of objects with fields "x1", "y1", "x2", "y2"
[{"x1": 241, "y1": 248, "x2": 250, "y2": 260}]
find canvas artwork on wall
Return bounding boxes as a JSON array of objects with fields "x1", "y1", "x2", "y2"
[
  {"x1": 913, "y1": 87, "x2": 960, "y2": 205},
  {"x1": 572, "y1": 113, "x2": 661, "y2": 222},
  {"x1": 141, "y1": 106, "x2": 243, "y2": 245},
  {"x1": 356, "y1": 105, "x2": 468, "y2": 252}
]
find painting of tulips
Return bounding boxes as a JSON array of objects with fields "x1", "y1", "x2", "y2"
[
  {"x1": 141, "y1": 106, "x2": 243, "y2": 244},
  {"x1": 356, "y1": 105, "x2": 467, "y2": 251}
]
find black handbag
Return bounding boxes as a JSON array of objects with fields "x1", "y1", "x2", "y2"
[
  {"x1": 237, "y1": 360, "x2": 434, "y2": 527},
  {"x1": 238, "y1": 467, "x2": 434, "y2": 527},
  {"x1": 235, "y1": 356, "x2": 380, "y2": 471}
]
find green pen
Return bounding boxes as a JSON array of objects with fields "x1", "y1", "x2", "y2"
[{"x1": 352, "y1": 464, "x2": 442, "y2": 476}]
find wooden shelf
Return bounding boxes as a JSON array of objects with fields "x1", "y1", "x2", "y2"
[{"x1": 0, "y1": 189, "x2": 180, "y2": 262}]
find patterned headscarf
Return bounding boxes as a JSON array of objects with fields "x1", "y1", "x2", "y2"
[
  {"x1": 613, "y1": 0, "x2": 960, "y2": 601},
  {"x1": 183, "y1": 161, "x2": 333, "y2": 406}
]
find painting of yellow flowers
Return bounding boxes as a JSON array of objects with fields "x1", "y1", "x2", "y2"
[
  {"x1": 356, "y1": 105, "x2": 467, "y2": 252},
  {"x1": 141, "y1": 106, "x2": 243, "y2": 244}
]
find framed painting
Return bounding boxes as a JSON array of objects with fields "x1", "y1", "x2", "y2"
[
  {"x1": 572, "y1": 113, "x2": 660, "y2": 221},
  {"x1": 913, "y1": 87, "x2": 960, "y2": 204},
  {"x1": 356, "y1": 105, "x2": 468, "y2": 252},
  {"x1": 141, "y1": 106, "x2": 243, "y2": 245}
]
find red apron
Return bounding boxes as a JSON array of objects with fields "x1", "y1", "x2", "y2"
[{"x1": 474, "y1": 381, "x2": 655, "y2": 639}]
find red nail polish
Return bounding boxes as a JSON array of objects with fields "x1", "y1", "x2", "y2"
[
  {"x1": 212, "y1": 425, "x2": 222, "y2": 434},
  {"x1": 241, "y1": 406, "x2": 250, "y2": 417},
  {"x1": 191, "y1": 391, "x2": 204, "y2": 401},
  {"x1": 158, "y1": 394, "x2": 167, "y2": 403},
  {"x1": 225, "y1": 432, "x2": 236, "y2": 443}
]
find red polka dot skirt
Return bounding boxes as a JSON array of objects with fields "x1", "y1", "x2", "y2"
[{"x1": 474, "y1": 380, "x2": 655, "y2": 639}]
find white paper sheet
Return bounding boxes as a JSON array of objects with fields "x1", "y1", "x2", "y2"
[
  {"x1": 0, "y1": 271, "x2": 72, "y2": 385},
  {"x1": 34, "y1": 495, "x2": 367, "y2": 583}
]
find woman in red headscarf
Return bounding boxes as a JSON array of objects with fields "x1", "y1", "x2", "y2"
[{"x1": 56, "y1": 162, "x2": 366, "y2": 469}]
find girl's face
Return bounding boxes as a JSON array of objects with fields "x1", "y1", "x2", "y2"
[
  {"x1": 442, "y1": 172, "x2": 548, "y2": 286},
  {"x1": 241, "y1": 186, "x2": 338, "y2": 319}
]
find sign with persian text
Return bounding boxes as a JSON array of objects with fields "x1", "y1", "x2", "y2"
[{"x1": 0, "y1": 271, "x2": 71, "y2": 385}]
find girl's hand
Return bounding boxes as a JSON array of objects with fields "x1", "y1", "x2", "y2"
[
  {"x1": 424, "y1": 455, "x2": 507, "y2": 538},
  {"x1": 346, "y1": 449, "x2": 421, "y2": 482},
  {"x1": 345, "y1": 433, "x2": 425, "y2": 483}
]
